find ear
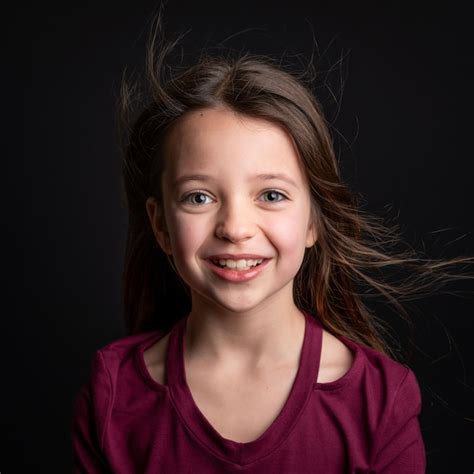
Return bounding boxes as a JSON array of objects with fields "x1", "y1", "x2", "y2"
[
  {"x1": 145, "y1": 197, "x2": 173, "y2": 255},
  {"x1": 305, "y1": 210, "x2": 318, "y2": 248}
]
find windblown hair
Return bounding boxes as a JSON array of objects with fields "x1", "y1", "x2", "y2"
[{"x1": 117, "y1": 12, "x2": 473, "y2": 363}]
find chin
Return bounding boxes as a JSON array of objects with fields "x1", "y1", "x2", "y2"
[{"x1": 196, "y1": 290, "x2": 266, "y2": 315}]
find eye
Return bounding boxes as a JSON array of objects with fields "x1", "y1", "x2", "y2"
[
  {"x1": 181, "y1": 191, "x2": 213, "y2": 206},
  {"x1": 181, "y1": 189, "x2": 288, "y2": 206},
  {"x1": 260, "y1": 190, "x2": 288, "y2": 203}
]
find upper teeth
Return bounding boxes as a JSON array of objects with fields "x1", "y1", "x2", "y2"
[{"x1": 215, "y1": 258, "x2": 263, "y2": 269}]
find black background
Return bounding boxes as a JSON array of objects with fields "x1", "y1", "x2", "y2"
[{"x1": 9, "y1": 1, "x2": 474, "y2": 472}]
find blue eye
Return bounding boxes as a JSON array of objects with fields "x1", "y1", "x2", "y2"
[
  {"x1": 181, "y1": 189, "x2": 288, "y2": 206},
  {"x1": 260, "y1": 190, "x2": 288, "y2": 203},
  {"x1": 182, "y1": 192, "x2": 212, "y2": 206}
]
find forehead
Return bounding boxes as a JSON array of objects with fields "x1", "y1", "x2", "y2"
[{"x1": 162, "y1": 107, "x2": 306, "y2": 180}]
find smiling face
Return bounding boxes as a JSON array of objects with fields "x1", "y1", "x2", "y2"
[{"x1": 146, "y1": 106, "x2": 317, "y2": 316}]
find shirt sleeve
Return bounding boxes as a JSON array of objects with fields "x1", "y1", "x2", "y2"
[
  {"x1": 72, "y1": 351, "x2": 112, "y2": 473},
  {"x1": 370, "y1": 368, "x2": 427, "y2": 473}
]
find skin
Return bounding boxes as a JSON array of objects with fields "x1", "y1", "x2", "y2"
[{"x1": 146, "y1": 106, "x2": 320, "y2": 373}]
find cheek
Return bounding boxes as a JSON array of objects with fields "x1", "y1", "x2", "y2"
[
  {"x1": 167, "y1": 215, "x2": 207, "y2": 259},
  {"x1": 266, "y1": 212, "x2": 309, "y2": 259}
]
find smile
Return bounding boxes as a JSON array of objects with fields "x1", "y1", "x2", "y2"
[
  {"x1": 211, "y1": 257, "x2": 264, "y2": 269},
  {"x1": 204, "y1": 258, "x2": 271, "y2": 282}
]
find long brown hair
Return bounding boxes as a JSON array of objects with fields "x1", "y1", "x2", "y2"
[{"x1": 117, "y1": 11, "x2": 473, "y2": 363}]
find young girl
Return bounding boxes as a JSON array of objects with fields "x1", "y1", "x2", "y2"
[{"x1": 72, "y1": 13, "x2": 470, "y2": 473}]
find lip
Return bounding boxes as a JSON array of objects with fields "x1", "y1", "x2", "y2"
[{"x1": 204, "y1": 257, "x2": 271, "y2": 283}]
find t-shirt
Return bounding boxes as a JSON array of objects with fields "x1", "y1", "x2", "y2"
[{"x1": 72, "y1": 311, "x2": 426, "y2": 473}]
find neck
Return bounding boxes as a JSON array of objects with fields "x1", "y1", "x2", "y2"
[{"x1": 184, "y1": 299, "x2": 306, "y2": 372}]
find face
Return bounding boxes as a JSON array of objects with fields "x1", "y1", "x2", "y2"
[{"x1": 146, "y1": 106, "x2": 317, "y2": 316}]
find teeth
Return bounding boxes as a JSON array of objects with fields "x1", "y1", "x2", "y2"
[{"x1": 215, "y1": 258, "x2": 263, "y2": 270}]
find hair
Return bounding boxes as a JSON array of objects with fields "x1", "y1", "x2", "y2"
[{"x1": 116, "y1": 10, "x2": 473, "y2": 363}]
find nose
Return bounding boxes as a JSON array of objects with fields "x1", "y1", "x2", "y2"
[{"x1": 215, "y1": 200, "x2": 256, "y2": 243}]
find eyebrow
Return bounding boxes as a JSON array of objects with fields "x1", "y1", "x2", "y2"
[{"x1": 173, "y1": 173, "x2": 298, "y2": 188}]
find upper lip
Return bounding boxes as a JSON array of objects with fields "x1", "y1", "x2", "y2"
[{"x1": 207, "y1": 254, "x2": 270, "y2": 260}]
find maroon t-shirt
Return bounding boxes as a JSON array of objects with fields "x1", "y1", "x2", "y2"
[{"x1": 72, "y1": 311, "x2": 426, "y2": 473}]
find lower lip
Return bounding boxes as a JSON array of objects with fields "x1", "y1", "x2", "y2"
[{"x1": 204, "y1": 259, "x2": 271, "y2": 282}]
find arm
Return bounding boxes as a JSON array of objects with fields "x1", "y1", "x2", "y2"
[
  {"x1": 72, "y1": 352, "x2": 112, "y2": 473},
  {"x1": 369, "y1": 368, "x2": 426, "y2": 473}
]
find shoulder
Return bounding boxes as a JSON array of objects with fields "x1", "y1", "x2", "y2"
[
  {"x1": 315, "y1": 329, "x2": 425, "y2": 470},
  {"x1": 99, "y1": 330, "x2": 167, "y2": 366},
  {"x1": 72, "y1": 331, "x2": 163, "y2": 458},
  {"x1": 318, "y1": 328, "x2": 355, "y2": 383},
  {"x1": 142, "y1": 331, "x2": 171, "y2": 385},
  {"x1": 100, "y1": 330, "x2": 165, "y2": 356},
  {"x1": 73, "y1": 329, "x2": 167, "y2": 412},
  {"x1": 318, "y1": 327, "x2": 419, "y2": 397},
  {"x1": 79, "y1": 330, "x2": 167, "y2": 393}
]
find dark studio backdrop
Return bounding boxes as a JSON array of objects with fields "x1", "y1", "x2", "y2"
[{"x1": 9, "y1": 0, "x2": 474, "y2": 472}]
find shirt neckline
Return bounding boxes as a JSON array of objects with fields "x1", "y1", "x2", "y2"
[
  {"x1": 135, "y1": 318, "x2": 363, "y2": 395},
  {"x1": 165, "y1": 310, "x2": 322, "y2": 465}
]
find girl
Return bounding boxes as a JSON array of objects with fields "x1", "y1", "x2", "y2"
[{"x1": 72, "y1": 12, "x2": 471, "y2": 473}]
